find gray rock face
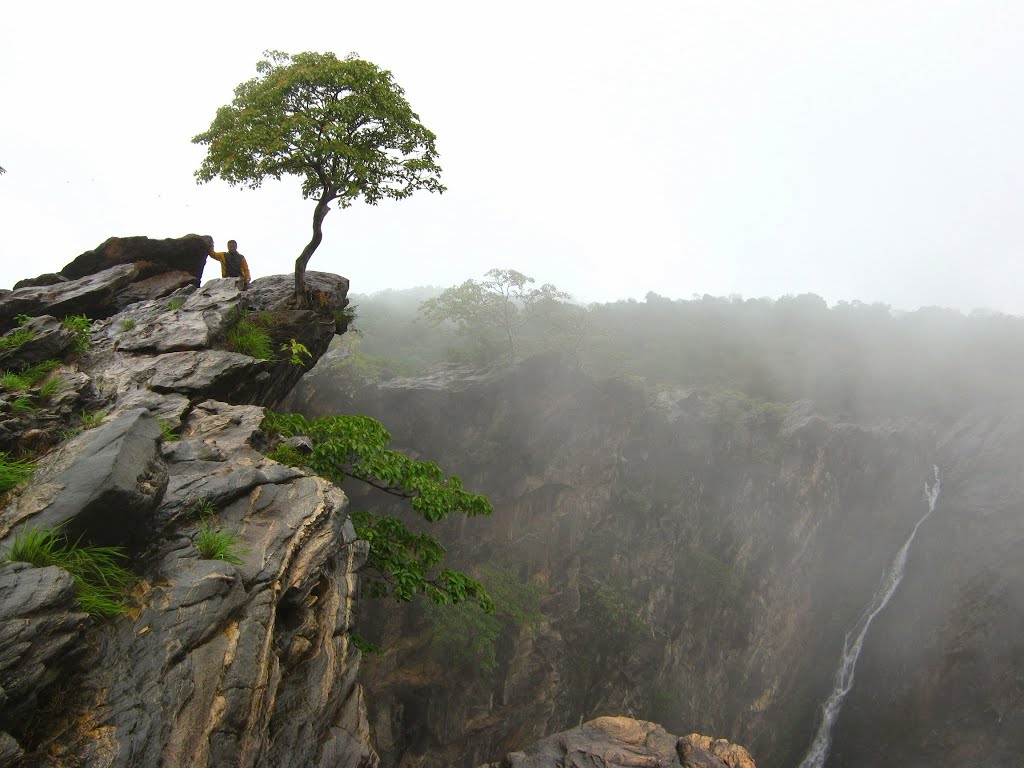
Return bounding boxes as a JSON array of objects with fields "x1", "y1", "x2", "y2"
[
  {"x1": 480, "y1": 717, "x2": 755, "y2": 768},
  {"x1": 0, "y1": 315, "x2": 78, "y2": 369},
  {"x1": 0, "y1": 264, "x2": 139, "y2": 332},
  {"x1": 0, "y1": 563, "x2": 86, "y2": 738},
  {"x1": 34, "y1": 440, "x2": 371, "y2": 767},
  {"x1": 111, "y1": 280, "x2": 239, "y2": 354},
  {"x1": 0, "y1": 255, "x2": 371, "y2": 765},
  {"x1": 0, "y1": 408, "x2": 167, "y2": 550}
]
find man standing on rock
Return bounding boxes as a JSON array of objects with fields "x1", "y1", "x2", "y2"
[{"x1": 206, "y1": 238, "x2": 251, "y2": 290}]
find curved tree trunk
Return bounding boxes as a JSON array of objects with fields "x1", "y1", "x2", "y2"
[{"x1": 294, "y1": 194, "x2": 334, "y2": 305}]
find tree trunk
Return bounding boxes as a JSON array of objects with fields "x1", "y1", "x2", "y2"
[{"x1": 294, "y1": 194, "x2": 334, "y2": 305}]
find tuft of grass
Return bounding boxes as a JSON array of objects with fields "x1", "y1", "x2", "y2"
[
  {"x1": 195, "y1": 521, "x2": 247, "y2": 564},
  {"x1": 59, "y1": 427, "x2": 82, "y2": 441},
  {"x1": 80, "y1": 409, "x2": 106, "y2": 430},
  {"x1": 62, "y1": 314, "x2": 92, "y2": 354},
  {"x1": 158, "y1": 419, "x2": 179, "y2": 442},
  {"x1": 266, "y1": 443, "x2": 305, "y2": 467},
  {"x1": 38, "y1": 376, "x2": 62, "y2": 401},
  {"x1": 121, "y1": 319, "x2": 136, "y2": 331},
  {"x1": 0, "y1": 326, "x2": 35, "y2": 350},
  {"x1": 190, "y1": 498, "x2": 215, "y2": 518},
  {"x1": 0, "y1": 371, "x2": 28, "y2": 392},
  {"x1": 2, "y1": 525, "x2": 134, "y2": 618},
  {"x1": 10, "y1": 396, "x2": 35, "y2": 414},
  {"x1": 226, "y1": 320, "x2": 274, "y2": 360},
  {"x1": 0, "y1": 452, "x2": 36, "y2": 492},
  {"x1": 166, "y1": 297, "x2": 186, "y2": 311},
  {"x1": 1, "y1": 361, "x2": 63, "y2": 393},
  {"x1": 24, "y1": 360, "x2": 61, "y2": 383}
]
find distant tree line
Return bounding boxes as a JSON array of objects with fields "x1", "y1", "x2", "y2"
[{"x1": 337, "y1": 271, "x2": 1024, "y2": 421}]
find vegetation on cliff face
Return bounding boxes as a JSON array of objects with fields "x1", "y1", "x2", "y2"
[
  {"x1": 262, "y1": 410, "x2": 494, "y2": 610},
  {"x1": 1, "y1": 525, "x2": 133, "y2": 618},
  {"x1": 193, "y1": 50, "x2": 445, "y2": 303}
]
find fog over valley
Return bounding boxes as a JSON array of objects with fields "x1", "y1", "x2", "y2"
[{"x1": 1, "y1": 3, "x2": 1022, "y2": 768}]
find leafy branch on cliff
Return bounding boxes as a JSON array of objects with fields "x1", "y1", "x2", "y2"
[{"x1": 262, "y1": 411, "x2": 494, "y2": 610}]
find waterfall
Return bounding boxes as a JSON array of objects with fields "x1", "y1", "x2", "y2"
[{"x1": 797, "y1": 466, "x2": 941, "y2": 768}]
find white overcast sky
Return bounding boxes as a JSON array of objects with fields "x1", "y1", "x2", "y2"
[{"x1": 2, "y1": 0, "x2": 1022, "y2": 313}]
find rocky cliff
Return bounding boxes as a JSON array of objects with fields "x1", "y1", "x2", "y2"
[
  {"x1": 0, "y1": 241, "x2": 761, "y2": 768},
  {"x1": 285, "y1": 349, "x2": 1023, "y2": 768},
  {"x1": 0, "y1": 237, "x2": 377, "y2": 767}
]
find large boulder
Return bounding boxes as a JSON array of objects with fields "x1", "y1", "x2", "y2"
[
  {"x1": 0, "y1": 264, "x2": 139, "y2": 333},
  {"x1": 0, "y1": 315, "x2": 79, "y2": 370},
  {"x1": 1, "y1": 235, "x2": 213, "y2": 332},
  {"x1": 59, "y1": 234, "x2": 209, "y2": 283},
  {"x1": 480, "y1": 717, "x2": 756, "y2": 768}
]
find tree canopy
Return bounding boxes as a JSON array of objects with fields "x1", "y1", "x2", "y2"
[
  {"x1": 193, "y1": 51, "x2": 445, "y2": 301},
  {"x1": 420, "y1": 269, "x2": 570, "y2": 359}
]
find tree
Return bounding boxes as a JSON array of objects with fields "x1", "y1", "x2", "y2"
[
  {"x1": 262, "y1": 411, "x2": 494, "y2": 611},
  {"x1": 193, "y1": 51, "x2": 445, "y2": 303},
  {"x1": 420, "y1": 269, "x2": 570, "y2": 359}
]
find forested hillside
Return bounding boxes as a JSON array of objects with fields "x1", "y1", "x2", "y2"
[{"x1": 340, "y1": 279, "x2": 1024, "y2": 421}]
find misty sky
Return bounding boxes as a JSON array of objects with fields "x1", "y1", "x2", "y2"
[{"x1": 2, "y1": 1, "x2": 1022, "y2": 313}]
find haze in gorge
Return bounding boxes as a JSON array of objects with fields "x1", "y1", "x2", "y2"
[{"x1": 282, "y1": 283, "x2": 1024, "y2": 767}]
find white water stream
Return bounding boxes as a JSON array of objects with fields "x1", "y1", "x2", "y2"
[{"x1": 797, "y1": 466, "x2": 941, "y2": 768}]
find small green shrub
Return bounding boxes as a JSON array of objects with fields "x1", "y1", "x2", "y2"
[
  {"x1": 333, "y1": 306, "x2": 357, "y2": 327},
  {"x1": 166, "y1": 297, "x2": 186, "y2": 311},
  {"x1": 226, "y1": 320, "x2": 274, "y2": 360},
  {"x1": 2, "y1": 525, "x2": 134, "y2": 618},
  {"x1": 0, "y1": 452, "x2": 35, "y2": 492},
  {"x1": 121, "y1": 319, "x2": 137, "y2": 331},
  {"x1": 349, "y1": 630, "x2": 383, "y2": 655},
  {"x1": 281, "y1": 338, "x2": 312, "y2": 366},
  {"x1": 62, "y1": 314, "x2": 92, "y2": 353},
  {"x1": 195, "y1": 521, "x2": 247, "y2": 564}
]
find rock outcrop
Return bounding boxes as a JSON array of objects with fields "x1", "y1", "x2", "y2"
[
  {"x1": 1, "y1": 244, "x2": 762, "y2": 768},
  {"x1": 480, "y1": 717, "x2": 755, "y2": 768},
  {"x1": 3, "y1": 234, "x2": 215, "y2": 332},
  {"x1": 0, "y1": 247, "x2": 376, "y2": 766}
]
